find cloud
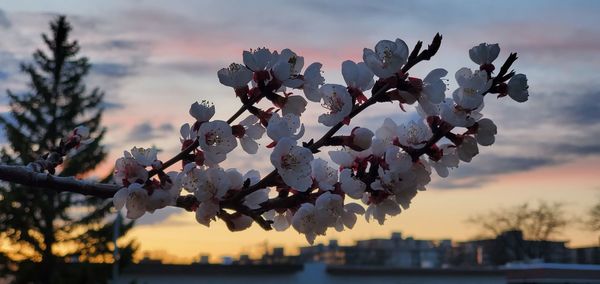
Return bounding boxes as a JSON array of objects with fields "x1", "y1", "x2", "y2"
[
  {"x1": 432, "y1": 155, "x2": 556, "y2": 190},
  {"x1": 91, "y1": 62, "x2": 131, "y2": 77},
  {"x1": 99, "y1": 101, "x2": 124, "y2": 111},
  {"x1": 127, "y1": 122, "x2": 175, "y2": 142},
  {"x1": 0, "y1": 9, "x2": 11, "y2": 28}
]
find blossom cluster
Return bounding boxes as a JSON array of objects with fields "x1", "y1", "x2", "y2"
[{"x1": 112, "y1": 36, "x2": 529, "y2": 243}]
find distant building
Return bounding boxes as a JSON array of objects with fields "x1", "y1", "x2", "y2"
[
  {"x1": 298, "y1": 232, "x2": 453, "y2": 268},
  {"x1": 451, "y1": 230, "x2": 576, "y2": 267}
]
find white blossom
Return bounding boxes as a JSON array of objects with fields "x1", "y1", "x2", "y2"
[
  {"x1": 243, "y1": 47, "x2": 277, "y2": 71},
  {"x1": 68, "y1": 126, "x2": 93, "y2": 146},
  {"x1": 281, "y1": 95, "x2": 308, "y2": 116},
  {"x1": 292, "y1": 203, "x2": 324, "y2": 244},
  {"x1": 237, "y1": 115, "x2": 265, "y2": 154},
  {"x1": 315, "y1": 192, "x2": 344, "y2": 228},
  {"x1": 318, "y1": 84, "x2": 353, "y2": 127},
  {"x1": 311, "y1": 158, "x2": 338, "y2": 191},
  {"x1": 469, "y1": 43, "x2": 500, "y2": 65},
  {"x1": 198, "y1": 120, "x2": 237, "y2": 165},
  {"x1": 365, "y1": 197, "x2": 401, "y2": 225},
  {"x1": 243, "y1": 188, "x2": 269, "y2": 210},
  {"x1": 440, "y1": 99, "x2": 483, "y2": 127},
  {"x1": 339, "y1": 168, "x2": 366, "y2": 199},
  {"x1": 266, "y1": 113, "x2": 305, "y2": 142},
  {"x1": 342, "y1": 60, "x2": 374, "y2": 91},
  {"x1": 453, "y1": 68, "x2": 492, "y2": 110},
  {"x1": 385, "y1": 146, "x2": 413, "y2": 172},
  {"x1": 375, "y1": 118, "x2": 400, "y2": 147},
  {"x1": 272, "y1": 48, "x2": 305, "y2": 88},
  {"x1": 507, "y1": 74, "x2": 529, "y2": 102},
  {"x1": 270, "y1": 138, "x2": 314, "y2": 191},
  {"x1": 242, "y1": 170, "x2": 268, "y2": 209},
  {"x1": 146, "y1": 171, "x2": 182, "y2": 211},
  {"x1": 430, "y1": 144, "x2": 460, "y2": 178},
  {"x1": 180, "y1": 163, "x2": 203, "y2": 193},
  {"x1": 193, "y1": 167, "x2": 231, "y2": 203},
  {"x1": 264, "y1": 209, "x2": 293, "y2": 231},
  {"x1": 179, "y1": 123, "x2": 199, "y2": 143},
  {"x1": 363, "y1": 38, "x2": 409, "y2": 78},
  {"x1": 193, "y1": 167, "x2": 231, "y2": 227},
  {"x1": 114, "y1": 152, "x2": 148, "y2": 186},
  {"x1": 397, "y1": 120, "x2": 432, "y2": 149},
  {"x1": 196, "y1": 200, "x2": 220, "y2": 227},
  {"x1": 302, "y1": 62, "x2": 325, "y2": 102},
  {"x1": 475, "y1": 118, "x2": 497, "y2": 146},
  {"x1": 218, "y1": 63, "x2": 253, "y2": 89},
  {"x1": 420, "y1": 68, "x2": 448, "y2": 104},
  {"x1": 189, "y1": 100, "x2": 215, "y2": 123},
  {"x1": 130, "y1": 147, "x2": 158, "y2": 167},
  {"x1": 457, "y1": 136, "x2": 479, "y2": 162},
  {"x1": 113, "y1": 183, "x2": 149, "y2": 219},
  {"x1": 337, "y1": 203, "x2": 365, "y2": 230}
]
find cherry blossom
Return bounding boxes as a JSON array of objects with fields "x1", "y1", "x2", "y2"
[
  {"x1": 457, "y1": 135, "x2": 479, "y2": 162},
  {"x1": 419, "y1": 68, "x2": 448, "y2": 104},
  {"x1": 218, "y1": 63, "x2": 253, "y2": 89},
  {"x1": 364, "y1": 197, "x2": 401, "y2": 225},
  {"x1": 192, "y1": 167, "x2": 233, "y2": 226},
  {"x1": 280, "y1": 95, "x2": 308, "y2": 116},
  {"x1": 96, "y1": 35, "x2": 532, "y2": 243},
  {"x1": 66, "y1": 126, "x2": 93, "y2": 148},
  {"x1": 198, "y1": 120, "x2": 237, "y2": 165},
  {"x1": 236, "y1": 115, "x2": 266, "y2": 154},
  {"x1": 130, "y1": 147, "x2": 158, "y2": 167},
  {"x1": 114, "y1": 151, "x2": 148, "y2": 186},
  {"x1": 318, "y1": 84, "x2": 353, "y2": 127},
  {"x1": 189, "y1": 100, "x2": 215, "y2": 123},
  {"x1": 385, "y1": 146, "x2": 413, "y2": 172},
  {"x1": 266, "y1": 113, "x2": 304, "y2": 142},
  {"x1": 272, "y1": 48, "x2": 305, "y2": 88},
  {"x1": 440, "y1": 98, "x2": 483, "y2": 127},
  {"x1": 311, "y1": 158, "x2": 338, "y2": 191},
  {"x1": 146, "y1": 172, "x2": 182, "y2": 212},
  {"x1": 179, "y1": 123, "x2": 199, "y2": 144},
  {"x1": 336, "y1": 203, "x2": 366, "y2": 230},
  {"x1": 342, "y1": 60, "x2": 374, "y2": 91},
  {"x1": 264, "y1": 209, "x2": 293, "y2": 231},
  {"x1": 291, "y1": 203, "x2": 323, "y2": 244},
  {"x1": 507, "y1": 73, "x2": 529, "y2": 102},
  {"x1": 430, "y1": 144, "x2": 460, "y2": 178},
  {"x1": 243, "y1": 47, "x2": 277, "y2": 72},
  {"x1": 363, "y1": 38, "x2": 409, "y2": 78},
  {"x1": 397, "y1": 120, "x2": 432, "y2": 149},
  {"x1": 270, "y1": 138, "x2": 314, "y2": 191},
  {"x1": 113, "y1": 183, "x2": 149, "y2": 219},
  {"x1": 302, "y1": 62, "x2": 325, "y2": 102},
  {"x1": 339, "y1": 168, "x2": 366, "y2": 199},
  {"x1": 315, "y1": 192, "x2": 344, "y2": 226},
  {"x1": 475, "y1": 118, "x2": 497, "y2": 146},
  {"x1": 469, "y1": 43, "x2": 500, "y2": 65},
  {"x1": 375, "y1": 118, "x2": 400, "y2": 146},
  {"x1": 453, "y1": 68, "x2": 492, "y2": 110}
]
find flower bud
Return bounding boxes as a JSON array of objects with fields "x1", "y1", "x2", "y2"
[{"x1": 351, "y1": 127, "x2": 374, "y2": 150}]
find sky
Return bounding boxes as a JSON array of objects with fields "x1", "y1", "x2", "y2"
[{"x1": 1, "y1": 0, "x2": 599, "y2": 263}]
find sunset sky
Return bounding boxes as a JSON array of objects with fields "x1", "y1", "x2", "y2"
[{"x1": 1, "y1": 0, "x2": 599, "y2": 263}]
